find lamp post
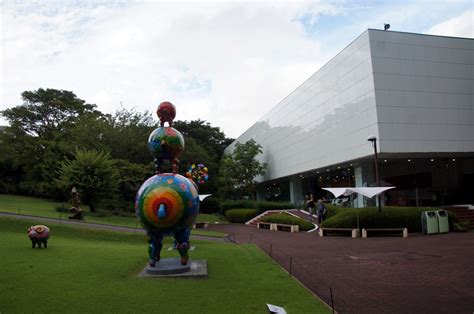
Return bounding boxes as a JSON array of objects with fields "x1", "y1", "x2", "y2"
[{"x1": 367, "y1": 136, "x2": 382, "y2": 212}]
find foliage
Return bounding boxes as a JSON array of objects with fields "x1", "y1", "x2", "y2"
[
  {"x1": 1, "y1": 88, "x2": 97, "y2": 138},
  {"x1": 0, "y1": 89, "x2": 99, "y2": 198},
  {"x1": 173, "y1": 119, "x2": 233, "y2": 160},
  {"x1": 221, "y1": 199, "x2": 258, "y2": 212},
  {"x1": 261, "y1": 213, "x2": 314, "y2": 231},
  {"x1": 321, "y1": 206, "x2": 459, "y2": 233},
  {"x1": 256, "y1": 201, "x2": 294, "y2": 212},
  {"x1": 0, "y1": 88, "x2": 235, "y2": 212},
  {"x1": 452, "y1": 220, "x2": 470, "y2": 232},
  {"x1": 194, "y1": 213, "x2": 229, "y2": 224},
  {"x1": 224, "y1": 208, "x2": 259, "y2": 223},
  {"x1": 55, "y1": 149, "x2": 119, "y2": 212},
  {"x1": 199, "y1": 197, "x2": 222, "y2": 214},
  {"x1": 220, "y1": 199, "x2": 294, "y2": 214},
  {"x1": 173, "y1": 120, "x2": 233, "y2": 195},
  {"x1": 217, "y1": 139, "x2": 267, "y2": 199}
]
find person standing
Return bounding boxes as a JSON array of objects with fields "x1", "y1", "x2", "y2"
[
  {"x1": 317, "y1": 199, "x2": 327, "y2": 224},
  {"x1": 306, "y1": 194, "x2": 315, "y2": 222}
]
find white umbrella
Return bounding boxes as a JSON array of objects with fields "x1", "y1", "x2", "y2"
[{"x1": 322, "y1": 187, "x2": 395, "y2": 199}]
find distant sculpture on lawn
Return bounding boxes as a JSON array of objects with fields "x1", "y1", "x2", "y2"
[
  {"x1": 68, "y1": 187, "x2": 84, "y2": 220},
  {"x1": 28, "y1": 225, "x2": 50, "y2": 248},
  {"x1": 136, "y1": 101, "x2": 200, "y2": 266}
]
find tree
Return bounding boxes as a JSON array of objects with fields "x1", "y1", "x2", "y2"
[
  {"x1": 0, "y1": 89, "x2": 99, "y2": 198},
  {"x1": 217, "y1": 139, "x2": 267, "y2": 199},
  {"x1": 1, "y1": 88, "x2": 97, "y2": 139},
  {"x1": 173, "y1": 119, "x2": 233, "y2": 160},
  {"x1": 55, "y1": 150, "x2": 119, "y2": 212},
  {"x1": 103, "y1": 108, "x2": 155, "y2": 164}
]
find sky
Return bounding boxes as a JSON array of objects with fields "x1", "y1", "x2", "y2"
[{"x1": 1, "y1": 0, "x2": 472, "y2": 138}]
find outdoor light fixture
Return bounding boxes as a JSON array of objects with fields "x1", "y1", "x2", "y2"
[{"x1": 367, "y1": 136, "x2": 382, "y2": 212}]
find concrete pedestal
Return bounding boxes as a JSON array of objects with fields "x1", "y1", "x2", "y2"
[{"x1": 138, "y1": 258, "x2": 207, "y2": 278}]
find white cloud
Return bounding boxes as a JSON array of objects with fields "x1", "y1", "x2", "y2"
[
  {"x1": 1, "y1": 1, "x2": 337, "y2": 138},
  {"x1": 425, "y1": 10, "x2": 473, "y2": 38},
  {"x1": 1, "y1": 1, "x2": 471, "y2": 139}
]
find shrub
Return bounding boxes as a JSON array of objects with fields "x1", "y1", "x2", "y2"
[
  {"x1": 220, "y1": 199, "x2": 295, "y2": 215},
  {"x1": 452, "y1": 220, "x2": 470, "y2": 232},
  {"x1": 256, "y1": 201, "x2": 294, "y2": 212},
  {"x1": 225, "y1": 208, "x2": 259, "y2": 223},
  {"x1": 221, "y1": 200, "x2": 257, "y2": 212},
  {"x1": 200, "y1": 197, "x2": 222, "y2": 214},
  {"x1": 321, "y1": 206, "x2": 459, "y2": 233},
  {"x1": 261, "y1": 213, "x2": 314, "y2": 231}
]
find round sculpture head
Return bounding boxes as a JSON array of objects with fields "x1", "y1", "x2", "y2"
[
  {"x1": 27, "y1": 225, "x2": 50, "y2": 239},
  {"x1": 135, "y1": 174, "x2": 199, "y2": 234},
  {"x1": 157, "y1": 101, "x2": 176, "y2": 126},
  {"x1": 148, "y1": 126, "x2": 185, "y2": 160}
]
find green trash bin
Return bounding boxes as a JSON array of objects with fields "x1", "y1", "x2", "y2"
[
  {"x1": 436, "y1": 210, "x2": 449, "y2": 233},
  {"x1": 421, "y1": 211, "x2": 439, "y2": 235}
]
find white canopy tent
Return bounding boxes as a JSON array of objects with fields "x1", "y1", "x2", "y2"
[{"x1": 322, "y1": 187, "x2": 395, "y2": 199}]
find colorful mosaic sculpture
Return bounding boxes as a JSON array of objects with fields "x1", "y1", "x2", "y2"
[
  {"x1": 28, "y1": 225, "x2": 50, "y2": 248},
  {"x1": 186, "y1": 163, "x2": 209, "y2": 185},
  {"x1": 136, "y1": 101, "x2": 200, "y2": 266}
]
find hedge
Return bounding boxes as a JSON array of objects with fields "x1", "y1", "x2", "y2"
[
  {"x1": 220, "y1": 200, "x2": 294, "y2": 214},
  {"x1": 261, "y1": 213, "x2": 314, "y2": 231},
  {"x1": 199, "y1": 197, "x2": 222, "y2": 214},
  {"x1": 321, "y1": 206, "x2": 459, "y2": 233},
  {"x1": 224, "y1": 208, "x2": 259, "y2": 223}
]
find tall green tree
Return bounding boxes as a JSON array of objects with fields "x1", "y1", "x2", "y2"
[
  {"x1": 173, "y1": 119, "x2": 233, "y2": 160},
  {"x1": 55, "y1": 150, "x2": 119, "y2": 212},
  {"x1": 1, "y1": 88, "x2": 97, "y2": 139},
  {"x1": 0, "y1": 89, "x2": 98, "y2": 197},
  {"x1": 217, "y1": 139, "x2": 267, "y2": 199}
]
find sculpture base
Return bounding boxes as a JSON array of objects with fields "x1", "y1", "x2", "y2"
[{"x1": 138, "y1": 258, "x2": 207, "y2": 278}]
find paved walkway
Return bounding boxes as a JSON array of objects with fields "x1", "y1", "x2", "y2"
[{"x1": 209, "y1": 223, "x2": 474, "y2": 314}]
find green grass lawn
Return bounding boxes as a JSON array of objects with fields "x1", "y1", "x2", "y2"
[
  {"x1": 0, "y1": 194, "x2": 228, "y2": 238},
  {"x1": 0, "y1": 217, "x2": 329, "y2": 314}
]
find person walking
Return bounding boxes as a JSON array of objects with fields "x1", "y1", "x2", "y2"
[
  {"x1": 306, "y1": 194, "x2": 315, "y2": 222},
  {"x1": 317, "y1": 199, "x2": 327, "y2": 224}
]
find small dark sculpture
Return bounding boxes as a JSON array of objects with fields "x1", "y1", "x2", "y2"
[
  {"x1": 68, "y1": 187, "x2": 84, "y2": 220},
  {"x1": 28, "y1": 225, "x2": 50, "y2": 248}
]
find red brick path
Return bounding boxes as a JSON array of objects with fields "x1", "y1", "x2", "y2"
[{"x1": 210, "y1": 223, "x2": 474, "y2": 314}]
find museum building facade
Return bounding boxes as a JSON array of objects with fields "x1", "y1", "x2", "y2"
[{"x1": 225, "y1": 29, "x2": 474, "y2": 207}]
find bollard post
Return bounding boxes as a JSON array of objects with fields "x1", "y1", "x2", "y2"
[
  {"x1": 269, "y1": 243, "x2": 273, "y2": 257},
  {"x1": 330, "y1": 286, "x2": 335, "y2": 314},
  {"x1": 289, "y1": 257, "x2": 293, "y2": 277}
]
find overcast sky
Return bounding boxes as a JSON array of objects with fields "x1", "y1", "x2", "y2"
[{"x1": 1, "y1": 0, "x2": 472, "y2": 138}]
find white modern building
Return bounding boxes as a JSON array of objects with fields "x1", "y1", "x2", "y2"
[{"x1": 226, "y1": 29, "x2": 474, "y2": 207}]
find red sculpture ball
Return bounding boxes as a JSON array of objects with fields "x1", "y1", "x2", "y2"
[{"x1": 157, "y1": 101, "x2": 176, "y2": 126}]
